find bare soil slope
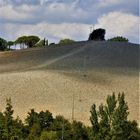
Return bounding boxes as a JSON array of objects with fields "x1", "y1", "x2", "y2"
[{"x1": 0, "y1": 41, "x2": 139, "y2": 125}]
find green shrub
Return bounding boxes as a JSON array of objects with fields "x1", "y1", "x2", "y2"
[
  {"x1": 108, "y1": 36, "x2": 129, "y2": 42},
  {"x1": 59, "y1": 38, "x2": 75, "y2": 45},
  {"x1": 40, "y1": 131, "x2": 57, "y2": 140}
]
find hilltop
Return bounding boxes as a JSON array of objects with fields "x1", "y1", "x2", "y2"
[{"x1": 0, "y1": 41, "x2": 139, "y2": 125}]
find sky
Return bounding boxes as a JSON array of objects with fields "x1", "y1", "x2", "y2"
[{"x1": 0, "y1": 0, "x2": 139, "y2": 44}]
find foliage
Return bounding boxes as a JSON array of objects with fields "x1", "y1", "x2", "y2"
[
  {"x1": 15, "y1": 35, "x2": 40, "y2": 48},
  {"x1": 108, "y1": 36, "x2": 129, "y2": 42},
  {"x1": 59, "y1": 38, "x2": 75, "y2": 45},
  {"x1": 0, "y1": 37, "x2": 7, "y2": 51},
  {"x1": 51, "y1": 115, "x2": 72, "y2": 140},
  {"x1": 71, "y1": 121, "x2": 89, "y2": 140},
  {"x1": 40, "y1": 131, "x2": 57, "y2": 140},
  {"x1": 26, "y1": 36, "x2": 40, "y2": 48},
  {"x1": 0, "y1": 93, "x2": 139, "y2": 139},
  {"x1": 88, "y1": 28, "x2": 106, "y2": 41},
  {"x1": 90, "y1": 93, "x2": 140, "y2": 140},
  {"x1": 7, "y1": 41, "x2": 14, "y2": 50},
  {"x1": 34, "y1": 39, "x2": 48, "y2": 47},
  {"x1": 26, "y1": 109, "x2": 53, "y2": 132},
  {"x1": 0, "y1": 98, "x2": 25, "y2": 139}
]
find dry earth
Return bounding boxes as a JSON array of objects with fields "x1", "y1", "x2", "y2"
[{"x1": 0, "y1": 41, "x2": 139, "y2": 125}]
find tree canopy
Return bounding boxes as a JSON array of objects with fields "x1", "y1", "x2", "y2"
[
  {"x1": 0, "y1": 93, "x2": 139, "y2": 139},
  {"x1": 59, "y1": 38, "x2": 75, "y2": 45},
  {"x1": 108, "y1": 36, "x2": 129, "y2": 42},
  {"x1": 88, "y1": 28, "x2": 106, "y2": 41},
  {"x1": 90, "y1": 93, "x2": 140, "y2": 140},
  {"x1": 15, "y1": 35, "x2": 40, "y2": 48},
  {"x1": 0, "y1": 37, "x2": 7, "y2": 51}
]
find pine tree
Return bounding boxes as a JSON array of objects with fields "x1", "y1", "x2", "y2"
[
  {"x1": 25, "y1": 109, "x2": 39, "y2": 129},
  {"x1": 98, "y1": 104, "x2": 110, "y2": 139},
  {"x1": 110, "y1": 93, "x2": 130, "y2": 140},
  {"x1": 90, "y1": 104, "x2": 100, "y2": 139},
  {"x1": 90, "y1": 93, "x2": 140, "y2": 140},
  {"x1": 3, "y1": 98, "x2": 14, "y2": 139},
  {"x1": 71, "y1": 121, "x2": 89, "y2": 140},
  {"x1": 0, "y1": 112, "x2": 5, "y2": 139}
]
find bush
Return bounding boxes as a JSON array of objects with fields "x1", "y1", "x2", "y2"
[
  {"x1": 108, "y1": 36, "x2": 129, "y2": 42},
  {"x1": 40, "y1": 131, "x2": 57, "y2": 140},
  {"x1": 59, "y1": 38, "x2": 75, "y2": 45}
]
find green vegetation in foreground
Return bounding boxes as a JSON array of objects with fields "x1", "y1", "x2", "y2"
[{"x1": 0, "y1": 93, "x2": 139, "y2": 140}]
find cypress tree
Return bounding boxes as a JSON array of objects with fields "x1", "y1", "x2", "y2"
[
  {"x1": 90, "y1": 93, "x2": 140, "y2": 140},
  {"x1": 3, "y1": 98, "x2": 14, "y2": 139},
  {"x1": 90, "y1": 104, "x2": 100, "y2": 139}
]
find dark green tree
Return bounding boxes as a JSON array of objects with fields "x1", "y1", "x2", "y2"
[
  {"x1": 88, "y1": 28, "x2": 106, "y2": 41},
  {"x1": 38, "y1": 110, "x2": 53, "y2": 131},
  {"x1": 59, "y1": 38, "x2": 75, "y2": 45},
  {"x1": 90, "y1": 93, "x2": 140, "y2": 140},
  {"x1": 15, "y1": 36, "x2": 27, "y2": 49},
  {"x1": 51, "y1": 115, "x2": 72, "y2": 140},
  {"x1": 7, "y1": 41, "x2": 14, "y2": 50},
  {"x1": 110, "y1": 93, "x2": 133, "y2": 140},
  {"x1": 71, "y1": 121, "x2": 89, "y2": 140},
  {"x1": 108, "y1": 36, "x2": 129, "y2": 42},
  {"x1": 3, "y1": 98, "x2": 14, "y2": 139},
  {"x1": 15, "y1": 35, "x2": 40, "y2": 48},
  {"x1": 0, "y1": 37, "x2": 7, "y2": 51},
  {"x1": 28, "y1": 123, "x2": 41, "y2": 140},
  {"x1": 0, "y1": 112, "x2": 5, "y2": 139},
  {"x1": 26, "y1": 36, "x2": 40, "y2": 48},
  {"x1": 25, "y1": 109, "x2": 39, "y2": 129},
  {"x1": 26, "y1": 109, "x2": 54, "y2": 137},
  {"x1": 40, "y1": 131, "x2": 57, "y2": 140},
  {"x1": 90, "y1": 104, "x2": 100, "y2": 140},
  {"x1": 10, "y1": 117, "x2": 25, "y2": 140}
]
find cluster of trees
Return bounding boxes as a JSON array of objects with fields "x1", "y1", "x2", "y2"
[
  {"x1": 90, "y1": 93, "x2": 140, "y2": 140},
  {"x1": 0, "y1": 93, "x2": 139, "y2": 140},
  {"x1": 49, "y1": 38, "x2": 75, "y2": 47},
  {"x1": 108, "y1": 36, "x2": 129, "y2": 42},
  {"x1": 15, "y1": 36, "x2": 40, "y2": 48},
  {"x1": 0, "y1": 36, "x2": 49, "y2": 51},
  {"x1": 0, "y1": 98, "x2": 89, "y2": 140},
  {"x1": 0, "y1": 36, "x2": 76, "y2": 51},
  {"x1": 88, "y1": 28, "x2": 129, "y2": 42},
  {"x1": 0, "y1": 28, "x2": 130, "y2": 52}
]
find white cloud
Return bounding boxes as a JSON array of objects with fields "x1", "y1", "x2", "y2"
[
  {"x1": 94, "y1": 12, "x2": 139, "y2": 43},
  {"x1": 0, "y1": 4, "x2": 37, "y2": 22},
  {"x1": 0, "y1": 0, "x2": 139, "y2": 43},
  {"x1": 1, "y1": 22, "x2": 91, "y2": 43},
  {"x1": 0, "y1": 1, "x2": 89, "y2": 24}
]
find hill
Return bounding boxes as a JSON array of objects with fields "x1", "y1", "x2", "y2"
[{"x1": 0, "y1": 41, "x2": 139, "y2": 125}]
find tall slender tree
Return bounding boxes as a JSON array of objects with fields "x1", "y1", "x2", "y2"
[{"x1": 3, "y1": 98, "x2": 14, "y2": 139}]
